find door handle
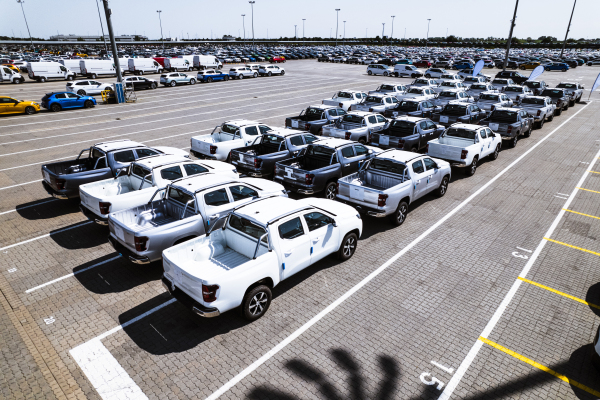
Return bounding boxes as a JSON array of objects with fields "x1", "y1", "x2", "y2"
[
  {"x1": 312, "y1": 238, "x2": 320, "y2": 243},
  {"x1": 284, "y1": 251, "x2": 293, "y2": 256},
  {"x1": 345, "y1": 164, "x2": 351, "y2": 167}
]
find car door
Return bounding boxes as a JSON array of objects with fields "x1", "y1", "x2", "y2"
[
  {"x1": 423, "y1": 157, "x2": 441, "y2": 191},
  {"x1": 411, "y1": 159, "x2": 430, "y2": 198},
  {"x1": 340, "y1": 146, "x2": 360, "y2": 174},
  {"x1": 243, "y1": 125, "x2": 260, "y2": 145},
  {"x1": 64, "y1": 93, "x2": 81, "y2": 108},
  {"x1": 303, "y1": 211, "x2": 339, "y2": 263},
  {"x1": 353, "y1": 144, "x2": 371, "y2": 170},
  {"x1": 278, "y1": 216, "x2": 312, "y2": 279},
  {"x1": 87, "y1": 80, "x2": 103, "y2": 94},
  {"x1": 374, "y1": 114, "x2": 387, "y2": 131}
]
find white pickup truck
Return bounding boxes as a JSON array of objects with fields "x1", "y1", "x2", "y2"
[
  {"x1": 518, "y1": 96, "x2": 556, "y2": 129},
  {"x1": 397, "y1": 87, "x2": 437, "y2": 101},
  {"x1": 161, "y1": 196, "x2": 362, "y2": 320},
  {"x1": 190, "y1": 120, "x2": 275, "y2": 161},
  {"x1": 427, "y1": 123, "x2": 502, "y2": 176},
  {"x1": 79, "y1": 155, "x2": 237, "y2": 224},
  {"x1": 352, "y1": 93, "x2": 399, "y2": 114},
  {"x1": 322, "y1": 90, "x2": 367, "y2": 111},
  {"x1": 368, "y1": 83, "x2": 408, "y2": 99},
  {"x1": 322, "y1": 111, "x2": 389, "y2": 143}
]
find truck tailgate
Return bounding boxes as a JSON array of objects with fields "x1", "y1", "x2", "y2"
[
  {"x1": 427, "y1": 140, "x2": 465, "y2": 161},
  {"x1": 190, "y1": 134, "x2": 215, "y2": 155},
  {"x1": 337, "y1": 174, "x2": 382, "y2": 206},
  {"x1": 230, "y1": 148, "x2": 257, "y2": 168}
]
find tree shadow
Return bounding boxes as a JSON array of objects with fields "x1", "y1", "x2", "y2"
[
  {"x1": 15, "y1": 198, "x2": 79, "y2": 220},
  {"x1": 586, "y1": 282, "x2": 600, "y2": 318},
  {"x1": 49, "y1": 222, "x2": 107, "y2": 250}
]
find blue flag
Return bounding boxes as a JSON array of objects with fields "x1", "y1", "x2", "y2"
[
  {"x1": 473, "y1": 60, "x2": 484, "y2": 77},
  {"x1": 528, "y1": 65, "x2": 545, "y2": 81}
]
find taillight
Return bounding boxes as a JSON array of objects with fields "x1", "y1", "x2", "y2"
[
  {"x1": 397, "y1": 139, "x2": 405, "y2": 148},
  {"x1": 134, "y1": 236, "x2": 148, "y2": 252},
  {"x1": 536, "y1": 110, "x2": 541, "y2": 116},
  {"x1": 305, "y1": 123, "x2": 311, "y2": 130},
  {"x1": 461, "y1": 149, "x2": 468, "y2": 159},
  {"x1": 254, "y1": 158, "x2": 262, "y2": 168},
  {"x1": 345, "y1": 132, "x2": 351, "y2": 140},
  {"x1": 55, "y1": 178, "x2": 66, "y2": 190},
  {"x1": 369, "y1": 108, "x2": 374, "y2": 112},
  {"x1": 368, "y1": 132, "x2": 373, "y2": 142},
  {"x1": 99, "y1": 202, "x2": 111, "y2": 215},
  {"x1": 202, "y1": 284, "x2": 219, "y2": 302},
  {"x1": 335, "y1": 182, "x2": 339, "y2": 194},
  {"x1": 209, "y1": 145, "x2": 217, "y2": 154},
  {"x1": 426, "y1": 143, "x2": 429, "y2": 152},
  {"x1": 491, "y1": 105, "x2": 495, "y2": 111},
  {"x1": 507, "y1": 126, "x2": 512, "y2": 134},
  {"x1": 378, "y1": 194, "x2": 388, "y2": 207},
  {"x1": 305, "y1": 174, "x2": 315, "y2": 185}
]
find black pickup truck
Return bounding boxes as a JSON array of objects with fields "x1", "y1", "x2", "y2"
[
  {"x1": 540, "y1": 88, "x2": 572, "y2": 115},
  {"x1": 479, "y1": 108, "x2": 534, "y2": 148},
  {"x1": 430, "y1": 103, "x2": 488, "y2": 127},
  {"x1": 495, "y1": 70, "x2": 528, "y2": 84},
  {"x1": 285, "y1": 105, "x2": 345, "y2": 135}
]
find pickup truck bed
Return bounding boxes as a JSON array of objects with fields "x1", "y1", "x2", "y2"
[
  {"x1": 44, "y1": 159, "x2": 95, "y2": 175},
  {"x1": 111, "y1": 198, "x2": 196, "y2": 233}
]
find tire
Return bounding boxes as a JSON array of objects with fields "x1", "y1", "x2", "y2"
[
  {"x1": 410, "y1": 147, "x2": 417, "y2": 153},
  {"x1": 66, "y1": 75, "x2": 74, "y2": 81},
  {"x1": 239, "y1": 74, "x2": 244, "y2": 80},
  {"x1": 150, "y1": 82, "x2": 157, "y2": 89},
  {"x1": 77, "y1": 89, "x2": 86, "y2": 95},
  {"x1": 50, "y1": 103, "x2": 61, "y2": 112},
  {"x1": 337, "y1": 232, "x2": 358, "y2": 261},
  {"x1": 39, "y1": 77, "x2": 46, "y2": 83},
  {"x1": 547, "y1": 113, "x2": 554, "y2": 122},
  {"x1": 383, "y1": 71, "x2": 389, "y2": 77},
  {"x1": 465, "y1": 156, "x2": 478, "y2": 176},
  {"x1": 555, "y1": 108, "x2": 562, "y2": 116},
  {"x1": 425, "y1": 74, "x2": 431, "y2": 78},
  {"x1": 253, "y1": 72, "x2": 258, "y2": 78},
  {"x1": 224, "y1": 75, "x2": 229, "y2": 81},
  {"x1": 411, "y1": 73, "x2": 417, "y2": 78},
  {"x1": 169, "y1": 80, "x2": 176, "y2": 87},
  {"x1": 358, "y1": 137, "x2": 367, "y2": 144},
  {"x1": 139, "y1": 70, "x2": 144, "y2": 75},
  {"x1": 523, "y1": 125, "x2": 532, "y2": 137},
  {"x1": 388, "y1": 201, "x2": 408, "y2": 226},
  {"x1": 490, "y1": 144, "x2": 501, "y2": 160},
  {"x1": 207, "y1": 77, "x2": 213, "y2": 83},
  {"x1": 569, "y1": 100, "x2": 575, "y2": 107},
  {"x1": 562, "y1": 68, "x2": 567, "y2": 72},
  {"x1": 90, "y1": 73, "x2": 97, "y2": 79},
  {"x1": 24, "y1": 106, "x2": 35, "y2": 115},
  {"x1": 520, "y1": 66, "x2": 526, "y2": 70},
  {"x1": 84, "y1": 100, "x2": 94, "y2": 109},
  {"x1": 14, "y1": 78, "x2": 22, "y2": 84},
  {"x1": 535, "y1": 118, "x2": 543, "y2": 130},
  {"x1": 395, "y1": 72, "x2": 399, "y2": 77},
  {"x1": 241, "y1": 285, "x2": 272, "y2": 321},
  {"x1": 545, "y1": 68, "x2": 550, "y2": 71},
  {"x1": 280, "y1": 70, "x2": 285, "y2": 75},
  {"x1": 324, "y1": 181, "x2": 337, "y2": 200},
  {"x1": 576, "y1": 96, "x2": 581, "y2": 103},
  {"x1": 267, "y1": 71, "x2": 272, "y2": 77},
  {"x1": 189, "y1": 79, "x2": 196, "y2": 85},
  {"x1": 437, "y1": 176, "x2": 449, "y2": 197},
  {"x1": 509, "y1": 135, "x2": 518, "y2": 148},
  {"x1": 368, "y1": 70, "x2": 373, "y2": 75}
]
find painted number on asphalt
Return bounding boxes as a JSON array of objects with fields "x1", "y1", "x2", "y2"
[
  {"x1": 8, "y1": 268, "x2": 17, "y2": 273},
  {"x1": 420, "y1": 372, "x2": 444, "y2": 390},
  {"x1": 44, "y1": 316, "x2": 56, "y2": 325},
  {"x1": 512, "y1": 251, "x2": 529, "y2": 260}
]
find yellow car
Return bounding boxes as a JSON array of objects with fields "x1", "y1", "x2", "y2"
[
  {"x1": 0, "y1": 96, "x2": 41, "y2": 115},
  {"x1": 519, "y1": 62, "x2": 541, "y2": 70},
  {"x1": 2, "y1": 64, "x2": 20, "y2": 73}
]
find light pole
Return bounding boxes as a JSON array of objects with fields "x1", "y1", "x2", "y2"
[
  {"x1": 294, "y1": 25, "x2": 297, "y2": 40},
  {"x1": 95, "y1": 0, "x2": 109, "y2": 56},
  {"x1": 302, "y1": 18, "x2": 306, "y2": 46},
  {"x1": 560, "y1": 0, "x2": 577, "y2": 58},
  {"x1": 382, "y1": 23, "x2": 385, "y2": 42},
  {"x1": 16, "y1": 0, "x2": 34, "y2": 50},
  {"x1": 426, "y1": 19, "x2": 431, "y2": 48},
  {"x1": 242, "y1": 14, "x2": 246, "y2": 43},
  {"x1": 343, "y1": 21, "x2": 346, "y2": 45},
  {"x1": 391, "y1": 16, "x2": 395, "y2": 43},
  {"x1": 156, "y1": 10, "x2": 165, "y2": 53},
  {"x1": 249, "y1": 1, "x2": 255, "y2": 50},
  {"x1": 502, "y1": 0, "x2": 519, "y2": 71},
  {"x1": 102, "y1": 0, "x2": 123, "y2": 103},
  {"x1": 335, "y1": 9, "x2": 340, "y2": 46}
]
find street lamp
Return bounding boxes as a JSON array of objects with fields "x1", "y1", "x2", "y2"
[
  {"x1": 249, "y1": 1, "x2": 255, "y2": 50},
  {"x1": 343, "y1": 21, "x2": 346, "y2": 45},
  {"x1": 294, "y1": 25, "x2": 297, "y2": 40},
  {"x1": 335, "y1": 9, "x2": 340, "y2": 46},
  {"x1": 382, "y1": 23, "x2": 385, "y2": 42},
  {"x1": 426, "y1": 18, "x2": 431, "y2": 48},
  {"x1": 156, "y1": 10, "x2": 164, "y2": 53},
  {"x1": 302, "y1": 18, "x2": 306, "y2": 46},
  {"x1": 16, "y1": 0, "x2": 34, "y2": 50},
  {"x1": 242, "y1": 14, "x2": 246, "y2": 43},
  {"x1": 391, "y1": 16, "x2": 395, "y2": 43}
]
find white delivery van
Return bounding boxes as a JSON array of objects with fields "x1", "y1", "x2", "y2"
[
  {"x1": 79, "y1": 60, "x2": 119, "y2": 78},
  {"x1": 163, "y1": 58, "x2": 191, "y2": 72},
  {"x1": 0, "y1": 66, "x2": 25, "y2": 83},
  {"x1": 178, "y1": 55, "x2": 195, "y2": 68},
  {"x1": 393, "y1": 64, "x2": 423, "y2": 78},
  {"x1": 59, "y1": 59, "x2": 82, "y2": 76},
  {"x1": 128, "y1": 58, "x2": 163, "y2": 75},
  {"x1": 27, "y1": 61, "x2": 75, "y2": 82},
  {"x1": 193, "y1": 55, "x2": 222, "y2": 70}
]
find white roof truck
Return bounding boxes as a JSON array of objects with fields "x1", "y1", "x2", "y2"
[
  {"x1": 161, "y1": 196, "x2": 362, "y2": 320},
  {"x1": 322, "y1": 90, "x2": 367, "y2": 111}
]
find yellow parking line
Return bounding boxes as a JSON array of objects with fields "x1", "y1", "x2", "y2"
[
  {"x1": 518, "y1": 277, "x2": 600, "y2": 310},
  {"x1": 543, "y1": 237, "x2": 600, "y2": 257},
  {"x1": 590, "y1": 171, "x2": 600, "y2": 174},
  {"x1": 479, "y1": 337, "x2": 600, "y2": 397},
  {"x1": 562, "y1": 209, "x2": 600, "y2": 220},
  {"x1": 577, "y1": 187, "x2": 600, "y2": 194}
]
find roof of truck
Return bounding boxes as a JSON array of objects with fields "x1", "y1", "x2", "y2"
[
  {"x1": 392, "y1": 116, "x2": 426, "y2": 123},
  {"x1": 94, "y1": 139, "x2": 145, "y2": 152},
  {"x1": 133, "y1": 155, "x2": 190, "y2": 170},
  {"x1": 449, "y1": 123, "x2": 483, "y2": 130},
  {"x1": 268, "y1": 128, "x2": 307, "y2": 137},
  {"x1": 312, "y1": 138, "x2": 354, "y2": 148},
  {"x1": 235, "y1": 197, "x2": 311, "y2": 225},
  {"x1": 223, "y1": 119, "x2": 263, "y2": 127},
  {"x1": 375, "y1": 149, "x2": 423, "y2": 163},
  {"x1": 173, "y1": 174, "x2": 238, "y2": 193}
]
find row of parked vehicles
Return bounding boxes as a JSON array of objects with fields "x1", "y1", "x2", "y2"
[{"x1": 37, "y1": 70, "x2": 583, "y2": 321}]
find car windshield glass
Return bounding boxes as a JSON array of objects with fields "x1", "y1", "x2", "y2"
[
  {"x1": 397, "y1": 101, "x2": 419, "y2": 111},
  {"x1": 305, "y1": 108, "x2": 323, "y2": 119},
  {"x1": 336, "y1": 91, "x2": 353, "y2": 98},
  {"x1": 479, "y1": 94, "x2": 499, "y2": 101},
  {"x1": 504, "y1": 87, "x2": 522, "y2": 92},
  {"x1": 541, "y1": 90, "x2": 563, "y2": 97},
  {"x1": 414, "y1": 79, "x2": 428, "y2": 84},
  {"x1": 370, "y1": 158, "x2": 406, "y2": 175},
  {"x1": 365, "y1": 96, "x2": 381, "y2": 103},
  {"x1": 341, "y1": 114, "x2": 363, "y2": 124},
  {"x1": 229, "y1": 214, "x2": 267, "y2": 241},
  {"x1": 525, "y1": 82, "x2": 540, "y2": 88},
  {"x1": 445, "y1": 128, "x2": 477, "y2": 139},
  {"x1": 521, "y1": 98, "x2": 545, "y2": 105},
  {"x1": 407, "y1": 88, "x2": 423, "y2": 94},
  {"x1": 557, "y1": 83, "x2": 576, "y2": 88},
  {"x1": 489, "y1": 110, "x2": 519, "y2": 122},
  {"x1": 443, "y1": 104, "x2": 467, "y2": 115},
  {"x1": 439, "y1": 91, "x2": 456, "y2": 98}
]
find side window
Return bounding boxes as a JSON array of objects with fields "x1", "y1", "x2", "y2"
[
  {"x1": 66, "y1": 93, "x2": 79, "y2": 98},
  {"x1": 114, "y1": 150, "x2": 135, "y2": 163},
  {"x1": 303, "y1": 134, "x2": 318, "y2": 144},
  {"x1": 204, "y1": 188, "x2": 230, "y2": 206},
  {"x1": 328, "y1": 109, "x2": 337, "y2": 116},
  {"x1": 412, "y1": 160, "x2": 425, "y2": 174},
  {"x1": 376, "y1": 115, "x2": 387, "y2": 123},
  {"x1": 55, "y1": 93, "x2": 67, "y2": 99},
  {"x1": 479, "y1": 129, "x2": 487, "y2": 139},
  {"x1": 229, "y1": 185, "x2": 258, "y2": 201},
  {"x1": 423, "y1": 158, "x2": 438, "y2": 171},
  {"x1": 245, "y1": 126, "x2": 259, "y2": 136},
  {"x1": 278, "y1": 217, "x2": 305, "y2": 239},
  {"x1": 426, "y1": 121, "x2": 436, "y2": 130},
  {"x1": 160, "y1": 166, "x2": 184, "y2": 180},
  {"x1": 303, "y1": 212, "x2": 333, "y2": 232},
  {"x1": 341, "y1": 146, "x2": 355, "y2": 158},
  {"x1": 485, "y1": 128, "x2": 493, "y2": 137},
  {"x1": 183, "y1": 163, "x2": 209, "y2": 176},
  {"x1": 354, "y1": 145, "x2": 369, "y2": 156},
  {"x1": 419, "y1": 121, "x2": 428, "y2": 130},
  {"x1": 385, "y1": 98, "x2": 392, "y2": 104},
  {"x1": 168, "y1": 187, "x2": 195, "y2": 207},
  {"x1": 338, "y1": 108, "x2": 347, "y2": 116},
  {"x1": 136, "y1": 148, "x2": 159, "y2": 158},
  {"x1": 289, "y1": 135, "x2": 304, "y2": 146},
  {"x1": 258, "y1": 125, "x2": 272, "y2": 134},
  {"x1": 368, "y1": 116, "x2": 377, "y2": 124}
]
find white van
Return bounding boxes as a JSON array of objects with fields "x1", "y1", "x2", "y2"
[
  {"x1": 164, "y1": 58, "x2": 191, "y2": 72},
  {"x1": 128, "y1": 58, "x2": 163, "y2": 75},
  {"x1": 366, "y1": 64, "x2": 394, "y2": 76},
  {"x1": 178, "y1": 55, "x2": 195, "y2": 68},
  {"x1": 27, "y1": 61, "x2": 75, "y2": 82},
  {"x1": 79, "y1": 60, "x2": 118, "y2": 79},
  {"x1": 59, "y1": 59, "x2": 82, "y2": 76},
  {"x1": 393, "y1": 64, "x2": 423, "y2": 78},
  {"x1": 0, "y1": 65, "x2": 25, "y2": 84},
  {"x1": 193, "y1": 55, "x2": 222, "y2": 70}
]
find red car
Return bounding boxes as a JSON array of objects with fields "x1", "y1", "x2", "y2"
[
  {"x1": 270, "y1": 56, "x2": 286, "y2": 63},
  {"x1": 414, "y1": 60, "x2": 432, "y2": 68}
]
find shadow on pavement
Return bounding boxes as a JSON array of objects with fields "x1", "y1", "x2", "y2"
[
  {"x1": 586, "y1": 283, "x2": 600, "y2": 318},
  {"x1": 50, "y1": 221, "x2": 107, "y2": 249},
  {"x1": 16, "y1": 198, "x2": 79, "y2": 220}
]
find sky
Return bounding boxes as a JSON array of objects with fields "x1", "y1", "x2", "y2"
[{"x1": 1, "y1": 0, "x2": 597, "y2": 42}]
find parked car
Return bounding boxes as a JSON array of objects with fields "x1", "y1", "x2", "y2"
[
  {"x1": 430, "y1": 103, "x2": 488, "y2": 127},
  {"x1": 197, "y1": 69, "x2": 230, "y2": 83},
  {"x1": 555, "y1": 82, "x2": 584, "y2": 104},
  {"x1": 427, "y1": 124, "x2": 502, "y2": 176},
  {"x1": 122, "y1": 76, "x2": 158, "y2": 90},
  {"x1": 259, "y1": 64, "x2": 285, "y2": 76},
  {"x1": 502, "y1": 84, "x2": 533, "y2": 102},
  {"x1": 491, "y1": 78, "x2": 515, "y2": 91},
  {"x1": 66, "y1": 79, "x2": 113, "y2": 96},
  {"x1": 41, "y1": 140, "x2": 189, "y2": 199},
  {"x1": 383, "y1": 98, "x2": 442, "y2": 118},
  {"x1": 0, "y1": 65, "x2": 25, "y2": 83},
  {"x1": 352, "y1": 94, "x2": 399, "y2": 114},
  {"x1": 40, "y1": 91, "x2": 96, "y2": 112},
  {"x1": 479, "y1": 108, "x2": 534, "y2": 148},
  {"x1": 336, "y1": 150, "x2": 451, "y2": 225},
  {"x1": 108, "y1": 175, "x2": 286, "y2": 264},
  {"x1": 439, "y1": 73, "x2": 464, "y2": 82},
  {"x1": 468, "y1": 83, "x2": 498, "y2": 100},
  {"x1": 457, "y1": 70, "x2": 490, "y2": 81},
  {"x1": 518, "y1": 96, "x2": 556, "y2": 129},
  {"x1": 495, "y1": 70, "x2": 528, "y2": 84},
  {"x1": 160, "y1": 72, "x2": 196, "y2": 87},
  {"x1": 462, "y1": 76, "x2": 487, "y2": 87},
  {"x1": 191, "y1": 120, "x2": 274, "y2": 161},
  {"x1": 434, "y1": 80, "x2": 468, "y2": 93},
  {"x1": 285, "y1": 105, "x2": 345, "y2": 134},
  {"x1": 78, "y1": 60, "x2": 118, "y2": 79},
  {"x1": 539, "y1": 88, "x2": 572, "y2": 114},
  {"x1": 322, "y1": 111, "x2": 389, "y2": 143},
  {"x1": 368, "y1": 83, "x2": 408, "y2": 99},
  {"x1": 397, "y1": 87, "x2": 437, "y2": 101},
  {"x1": 522, "y1": 80, "x2": 549, "y2": 96},
  {"x1": 519, "y1": 62, "x2": 541, "y2": 70},
  {"x1": 367, "y1": 64, "x2": 395, "y2": 76},
  {"x1": 273, "y1": 138, "x2": 381, "y2": 199},
  {"x1": 452, "y1": 61, "x2": 474, "y2": 70},
  {"x1": 432, "y1": 90, "x2": 474, "y2": 107},
  {"x1": 229, "y1": 66, "x2": 258, "y2": 79},
  {"x1": 424, "y1": 68, "x2": 447, "y2": 78},
  {"x1": 411, "y1": 78, "x2": 441, "y2": 90},
  {"x1": 544, "y1": 62, "x2": 569, "y2": 72},
  {"x1": 370, "y1": 116, "x2": 444, "y2": 152},
  {"x1": 322, "y1": 90, "x2": 367, "y2": 111},
  {"x1": 476, "y1": 92, "x2": 513, "y2": 112},
  {"x1": 0, "y1": 96, "x2": 40, "y2": 115},
  {"x1": 128, "y1": 58, "x2": 163, "y2": 75},
  {"x1": 161, "y1": 196, "x2": 362, "y2": 320}
]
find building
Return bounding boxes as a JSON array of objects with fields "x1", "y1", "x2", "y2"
[
  {"x1": 223, "y1": 35, "x2": 236, "y2": 41},
  {"x1": 49, "y1": 34, "x2": 148, "y2": 42}
]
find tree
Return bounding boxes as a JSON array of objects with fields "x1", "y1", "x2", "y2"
[{"x1": 77, "y1": 37, "x2": 84, "y2": 42}]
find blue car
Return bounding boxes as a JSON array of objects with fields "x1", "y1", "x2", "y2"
[
  {"x1": 453, "y1": 62, "x2": 474, "y2": 70},
  {"x1": 41, "y1": 92, "x2": 97, "y2": 112},
  {"x1": 196, "y1": 69, "x2": 230, "y2": 83},
  {"x1": 544, "y1": 62, "x2": 569, "y2": 72}
]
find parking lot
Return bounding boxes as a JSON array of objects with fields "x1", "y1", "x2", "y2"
[{"x1": 1, "y1": 59, "x2": 600, "y2": 399}]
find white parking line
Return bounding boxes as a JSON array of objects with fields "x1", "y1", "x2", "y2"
[
  {"x1": 0, "y1": 220, "x2": 92, "y2": 252},
  {"x1": 0, "y1": 198, "x2": 57, "y2": 216},
  {"x1": 0, "y1": 179, "x2": 43, "y2": 191}
]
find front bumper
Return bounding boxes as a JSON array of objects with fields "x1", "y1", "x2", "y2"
[
  {"x1": 108, "y1": 235, "x2": 151, "y2": 265},
  {"x1": 79, "y1": 204, "x2": 108, "y2": 225},
  {"x1": 162, "y1": 276, "x2": 221, "y2": 318},
  {"x1": 42, "y1": 180, "x2": 69, "y2": 200}
]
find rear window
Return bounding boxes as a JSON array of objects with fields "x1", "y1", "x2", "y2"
[
  {"x1": 370, "y1": 158, "x2": 406, "y2": 175},
  {"x1": 168, "y1": 187, "x2": 194, "y2": 206},
  {"x1": 131, "y1": 165, "x2": 151, "y2": 179},
  {"x1": 365, "y1": 96, "x2": 382, "y2": 103},
  {"x1": 407, "y1": 88, "x2": 423, "y2": 94},
  {"x1": 341, "y1": 114, "x2": 364, "y2": 124},
  {"x1": 336, "y1": 91, "x2": 353, "y2": 98},
  {"x1": 471, "y1": 84, "x2": 487, "y2": 90},
  {"x1": 521, "y1": 97, "x2": 545, "y2": 105},
  {"x1": 305, "y1": 108, "x2": 323, "y2": 119},
  {"x1": 397, "y1": 101, "x2": 419, "y2": 111},
  {"x1": 306, "y1": 145, "x2": 334, "y2": 158},
  {"x1": 504, "y1": 87, "x2": 522, "y2": 92},
  {"x1": 443, "y1": 104, "x2": 468, "y2": 115},
  {"x1": 479, "y1": 94, "x2": 499, "y2": 101},
  {"x1": 489, "y1": 110, "x2": 519, "y2": 122},
  {"x1": 262, "y1": 134, "x2": 284, "y2": 146},
  {"x1": 221, "y1": 124, "x2": 239, "y2": 134},
  {"x1": 524, "y1": 81, "x2": 540, "y2": 88},
  {"x1": 380, "y1": 84, "x2": 395, "y2": 90},
  {"x1": 445, "y1": 128, "x2": 477, "y2": 139},
  {"x1": 160, "y1": 166, "x2": 183, "y2": 181},
  {"x1": 229, "y1": 214, "x2": 267, "y2": 241}
]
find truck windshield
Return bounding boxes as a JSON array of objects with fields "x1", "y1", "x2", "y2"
[
  {"x1": 229, "y1": 214, "x2": 267, "y2": 241},
  {"x1": 305, "y1": 108, "x2": 323, "y2": 120},
  {"x1": 336, "y1": 91, "x2": 353, "y2": 98},
  {"x1": 445, "y1": 128, "x2": 477, "y2": 140},
  {"x1": 521, "y1": 98, "x2": 545, "y2": 105},
  {"x1": 364, "y1": 96, "x2": 382, "y2": 103},
  {"x1": 489, "y1": 110, "x2": 518, "y2": 122},
  {"x1": 443, "y1": 104, "x2": 467, "y2": 116},
  {"x1": 341, "y1": 114, "x2": 364, "y2": 124},
  {"x1": 479, "y1": 94, "x2": 499, "y2": 101},
  {"x1": 504, "y1": 87, "x2": 522, "y2": 92},
  {"x1": 397, "y1": 101, "x2": 419, "y2": 111},
  {"x1": 540, "y1": 90, "x2": 563, "y2": 97},
  {"x1": 370, "y1": 158, "x2": 406, "y2": 175}
]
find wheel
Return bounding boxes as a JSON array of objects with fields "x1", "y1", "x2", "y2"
[
  {"x1": 170, "y1": 80, "x2": 177, "y2": 87},
  {"x1": 358, "y1": 137, "x2": 367, "y2": 144},
  {"x1": 383, "y1": 71, "x2": 389, "y2": 77},
  {"x1": 576, "y1": 96, "x2": 581, "y2": 103},
  {"x1": 189, "y1": 79, "x2": 196, "y2": 85},
  {"x1": 545, "y1": 67, "x2": 550, "y2": 71},
  {"x1": 267, "y1": 71, "x2": 272, "y2": 76},
  {"x1": 367, "y1": 70, "x2": 373, "y2": 75},
  {"x1": 394, "y1": 72, "x2": 399, "y2": 77},
  {"x1": 324, "y1": 181, "x2": 337, "y2": 200},
  {"x1": 410, "y1": 147, "x2": 417, "y2": 153},
  {"x1": 509, "y1": 135, "x2": 518, "y2": 148},
  {"x1": 39, "y1": 77, "x2": 46, "y2": 83},
  {"x1": 83, "y1": 100, "x2": 94, "y2": 109},
  {"x1": 139, "y1": 70, "x2": 144, "y2": 75},
  {"x1": 24, "y1": 106, "x2": 35, "y2": 115},
  {"x1": 280, "y1": 70, "x2": 285, "y2": 75},
  {"x1": 555, "y1": 108, "x2": 562, "y2": 116},
  {"x1": 562, "y1": 68, "x2": 567, "y2": 72},
  {"x1": 224, "y1": 75, "x2": 229, "y2": 81},
  {"x1": 77, "y1": 89, "x2": 86, "y2": 95},
  {"x1": 241, "y1": 285, "x2": 272, "y2": 321},
  {"x1": 207, "y1": 77, "x2": 213, "y2": 83},
  {"x1": 239, "y1": 74, "x2": 244, "y2": 80},
  {"x1": 253, "y1": 72, "x2": 258, "y2": 78},
  {"x1": 337, "y1": 232, "x2": 358, "y2": 261},
  {"x1": 520, "y1": 66, "x2": 526, "y2": 70},
  {"x1": 66, "y1": 75, "x2": 74, "y2": 81},
  {"x1": 388, "y1": 201, "x2": 408, "y2": 226},
  {"x1": 90, "y1": 73, "x2": 97, "y2": 79},
  {"x1": 465, "y1": 156, "x2": 478, "y2": 176},
  {"x1": 547, "y1": 113, "x2": 554, "y2": 122},
  {"x1": 150, "y1": 82, "x2": 157, "y2": 89},
  {"x1": 425, "y1": 74, "x2": 431, "y2": 78},
  {"x1": 490, "y1": 144, "x2": 501, "y2": 160},
  {"x1": 437, "y1": 176, "x2": 449, "y2": 197},
  {"x1": 50, "y1": 103, "x2": 61, "y2": 112},
  {"x1": 14, "y1": 78, "x2": 21, "y2": 84},
  {"x1": 523, "y1": 125, "x2": 532, "y2": 137},
  {"x1": 569, "y1": 100, "x2": 575, "y2": 107},
  {"x1": 411, "y1": 73, "x2": 417, "y2": 78},
  {"x1": 535, "y1": 118, "x2": 544, "y2": 130}
]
